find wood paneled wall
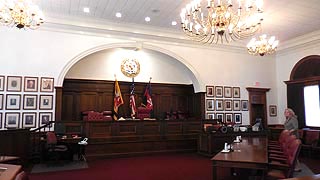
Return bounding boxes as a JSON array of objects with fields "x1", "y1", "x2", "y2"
[{"x1": 57, "y1": 79, "x2": 205, "y2": 121}]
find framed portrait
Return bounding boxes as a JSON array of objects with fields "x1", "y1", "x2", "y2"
[
  {"x1": 206, "y1": 99, "x2": 214, "y2": 111},
  {"x1": 6, "y1": 94, "x2": 21, "y2": 110},
  {"x1": 206, "y1": 86, "x2": 214, "y2": 97},
  {"x1": 39, "y1": 112, "x2": 53, "y2": 126},
  {"x1": 269, "y1": 105, "x2": 277, "y2": 117},
  {"x1": 241, "y1": 100, "x2": 249, "y2": 111},
  {"x1": 233, "y1": 87, "x2": 240, "y2": 98},
  {"x1": 7, "y1": 76, "x2": 22, "y2": 92},
  {"x1": 224, "y1": 99, "x2": 232, "y2": 111},
  {"x1": 0, "y1": 94, "x2": 3, "y2": 110},
  {"x1": 23, "y1": 94, "x2": 37, "y2": 110},
  {"x1": 0, "y1": 75, "x2": 4, "y2": 91},
  {"x1": 234, "y1": 113, "x2": 242, "y2": 124},
  {"x1": 5, "y1": 112, "x2": 20, "y2": 128},
  {"x1": 225, "y1": 113, "x2": 233, "y2": 124},
  {"x1": 216, "y1": 113, "x2": 224, "y2": 122},
  {"x1": 224, "y1": 86, "x2": 232, "y2": 98},
  {"x1": 0, "y1": 113, "x2": 2, "y2": 128},
  {"x1": 39, "y1": 95, "x2": 53, "y2": 110},
  {"x1": 22, "y1": 112, "x2": 37, "y2": 128},
  {"x1": 216, "y1": 99, "x2": 224, "y2": 111},
  {"x1": 24, "y1": 77, "x2": 38, "y2": 92},
  {"x1": 206, "y1": 112, "x2": 215, "y2": 119},
  {"x1": 40, "y1": 77, "x2": 54, "y2": 92},
  {"x1": 215, "y1": 86, "x2": 223, "y2": 98},
  {"x1": 233, "y1": 100, "x2": 241, "y2": 111}
]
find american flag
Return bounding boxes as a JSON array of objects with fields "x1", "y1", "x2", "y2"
[{"x1": 130, "y1": 78, "x2": 137, "y2": 118}]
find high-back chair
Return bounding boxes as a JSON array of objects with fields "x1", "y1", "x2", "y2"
[{"x1": 46, "y1": 132, "x2": 70, "y2": 163}]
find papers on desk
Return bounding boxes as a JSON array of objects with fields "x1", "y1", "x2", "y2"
[
  {"x1": 233, "y1": 140, "x2": 241, "y2": 143},
  {"x1": 221, "y1": 149, "x2": 230, "y2": 153}
]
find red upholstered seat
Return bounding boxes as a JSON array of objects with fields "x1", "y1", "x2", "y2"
[
  {"x1": 137, "y1": 107, "x2": 151, "y2": 120},
  {"x1": 301, "y1": 130, "x2": 320, "y2": 157},
  {"x1": 82, "y1": 111, "x2": 113, "y2": 121}
]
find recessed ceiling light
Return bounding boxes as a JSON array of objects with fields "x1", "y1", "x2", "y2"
[
  {"x1": 116, "y1": 12, "x2": 122, "y2": 18},
  {"x1": 171, "y1": 21, "x2": 177, "y2": 26},
  {"x1": 145, "y1": 17, "x2": 151, "y2": 22},
  {"x1": 83, "y1": 7, "x2": 90, "y2": 13}
]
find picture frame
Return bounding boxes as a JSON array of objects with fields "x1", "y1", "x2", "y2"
[
  {"x1": 39, "y1": 112, "x2": 53, "y2": 126},
  {"x1": 216, "y1": 113, "x2": 224, "y2": 122},
  {"x1": 23, "y1": 94, "x2": 37, "y2": 110},
  {"x1": 224, "y1": 86, "x2": 232, "y2": 98},
  {"x1": 0, "y1": 113, "x2": 2, "y2": 128},
  {"x1": 206, "y1": 86, "x2": 214, "y2": 97},
  {"x1": 22, "y1": 112, "x2": 37, "y2": 128},
  {"x1": 269, "y1": 105, "x2": 277, "y2": 117},
  {"x1": 234, "y1": 113, "x2": 242, "y2": 124},
  {"x1": 224, "y1": 99, "x2": 232, "y2": 111},
  {"x1": 0, "y1": 94, "x2": 3, "y2": 110},
  {"x1": 5, "y1": 112, "x2": 20, "y2": 129},
  {"x1": 225, "y1": 113, "x2": 233, "y2": 124},
  {"x1": 40, "y1": 77, "x2": 54, "y2": 92},
  {"x1": 39, "y1": 95, "x2": 53, "y2": 110},
  {"x1": 216, "y1": 99, "x2": 224, "y2": 111},
  {"x1": 206, "y1": 99, "x2": 215, "y2": 111},
  {"x1": 233, "y1": 87, "x2": 240, "y2": 98},
  {"x1": 206, "y1": 112, "x2": 215, "y2": 119},
  {"x1": 233, "y1": 100, "x2": 241, "y2": 111},
  {"x1": 6, "y1": 94, "x2": 21, "y2": 110},
  {"x1": 241, "y1": 100, "x2": 249, "y2": 111},
  {"x1": 215, "y1": 86, "x2": 223, "y2": 98},
  {"x1": 7, "y1": 76, "x2": 22, "y2": 92},
  {"x1": 0, "y1": 75, "x2": 4, "y2": 91},
  {"x1": 24, "y1": 77, "x2": 38, "y2": 92}
]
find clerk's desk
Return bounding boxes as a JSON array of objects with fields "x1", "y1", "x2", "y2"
[
  {"x1": 211, "y1": 137, "x2": 268, "y2": 180},
  {"x1": 0, "y1": 163, "x2": 22, "y2": 180}
]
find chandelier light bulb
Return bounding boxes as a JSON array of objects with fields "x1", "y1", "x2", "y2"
[
  {"x1": 0, "y1": 0, "x2": 44, "y2": 30},
  {"x1": 247, "y1": 34, "x2": 279, "y2": 56},
  {"x1": 180, "y1": 0, "x2": 264, "y2": 44}
]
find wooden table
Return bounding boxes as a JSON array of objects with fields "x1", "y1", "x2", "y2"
[
  {"x1": 282, "y1": 174, "x2": 320, "y2": 180},
  {"x1": 211, "y1": 137, "x2": 268, "y2": 180},
  {"x1": 0, "y1": 163, "x2": 21, "y2": 180},
  {"x1": 0, "y1": 156, "x2": 20, "y2": 163}
]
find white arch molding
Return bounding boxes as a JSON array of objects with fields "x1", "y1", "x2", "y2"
[{"x1": 57, "y1": 42, "x2": 205, "y2": 92}]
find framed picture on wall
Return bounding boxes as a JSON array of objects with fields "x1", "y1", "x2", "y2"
[
  {"x1": 24, "y1": 77, "x2": 38, "y2": 92},
  {"x1": 0, "y1": 76, "x2": 4, "y2": 91},
  {"x1": 225, "y1": 113, "x2": 233, "y2": 124},
  {"x1": 241, "y1": 100, "x2": 249, "y2": 111},
  {"x1": 234, "y1": 113, "x2": 242, "y2": 124},
  {"x1": 39, "y1": 95, "x2": 53, "y2": 110},
  {"x1": 216, "y1": 99, "x2": 224, "y2": 111},
  {"x1": 224, "y1": 86, "x2": 232, "y2": 98},
  {"x1": 224, "y1": 99, "x2": 232, "y2": 111},
  {"x1": 0, "y1": 94, "x2": 3, "y2": 110},
  {"x1": 5, "y1": 112, "x2": 20, "y2": 129},
  {"x1": 269, "y1": 105, "x2": 277, "y2": 117},
  {"x1": 233, "y1": 100, "x2": 240, "y2": 111},
  {"x1": 206, "y1": 112, "x2": 215, "y2": 119},
  {"x1": 6, "y1": 94, "x2": 21, "y2": 110},
  {"x1": 233, "y1": 87, "x2": 240, "y2": 98},
  {"x1": 39, "y1": 112, "x2": 52, "y2": 126},
  {"x1": 215, "y1": 86, "x2": 223, "y2": 98},
  {"x1": 206, "y1": 99, "x2": 215, "y2": 111},
  {"x1": 40, "y1": 77, "x2": 54, "y2": 92},
  {"x1": 206, "y1": 86, "x2": 214, "y2": 97},
  {"x1": 216, "y1": 113, "x2": 224, "y2": 122},
  {"x1": 22, "y1": 112, "x2": 37, "y2": 128},
  {"x1": 7, "y1": 76, "x2": 22, "y2": 92},
  {"x1": 23, "y1": 95, "x2": 37, "y2": 110}
]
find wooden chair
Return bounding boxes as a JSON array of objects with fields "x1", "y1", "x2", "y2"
[
  {"x1": 301, "y1": 130, "x2": 319, "y2": 157},
  {"x1": 267, "y1": 138, "x2": 301, "y2": 179}
]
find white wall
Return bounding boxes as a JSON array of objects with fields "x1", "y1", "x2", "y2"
[{"x1": 1, "y1": 26, "x2": 317, "y2": 129}]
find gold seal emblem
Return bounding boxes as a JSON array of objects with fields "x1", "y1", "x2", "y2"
[{"x1": 121, "y1": 58, "x2": 140, "y2": 78}]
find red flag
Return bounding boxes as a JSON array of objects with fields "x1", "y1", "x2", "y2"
[
  {"x1": 113, "y1": 79, "x2": 124, "y2": 120},
  {"x1": 130, "y1": 79, "x2": 137, "y2": 118},
  {"x1": 144, "y1": 82, "x2": 153, "y2": 110}
]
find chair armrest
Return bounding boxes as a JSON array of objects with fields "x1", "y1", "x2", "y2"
[{"x1": 269, "y1": 156, "x2": 287, "y2": 163}]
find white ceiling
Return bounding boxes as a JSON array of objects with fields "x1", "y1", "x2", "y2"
[{"x1": 35, "y1": 0, "x2": 320, "y2": 45}]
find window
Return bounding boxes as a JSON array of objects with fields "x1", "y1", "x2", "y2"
[{"x1": 304, "y1": 85, "x2": 320, "y2": 127}]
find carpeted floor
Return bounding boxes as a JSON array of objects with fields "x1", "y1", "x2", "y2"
[{"x1": 31, "y1": 160, "x2": 88, "y2": 173}]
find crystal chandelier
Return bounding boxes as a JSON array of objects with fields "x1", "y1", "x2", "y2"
[
  {"x1": 180, "y1": 0, "x2": 264, "y2": 44},
  {"x1": 247, "y1": 34, "x2": 279, "y2": 56},
  {"x1": 0, "y1": 0, "x2": 44, "y2": 29}
]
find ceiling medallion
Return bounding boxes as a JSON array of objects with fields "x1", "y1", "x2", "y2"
[{"x1": 121, "y1": 58, "x2": 140, "y2": 78}]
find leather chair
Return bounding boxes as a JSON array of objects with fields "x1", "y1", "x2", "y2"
[
  {"x1": 46, "y1": 132, "x2": 71, "y2": 163},
  {"x1": 137, "y1": 107, "x2": 151, "y2": 120},
  {"x1": 267, "y1": 138, "x2": 302, "y2": 179},
  {"x1": 15, "y1": 171, "x2": 29, "y2": 180},
  {"x1": 301, "y1": 130, "x2": 319, "y2": 157}
]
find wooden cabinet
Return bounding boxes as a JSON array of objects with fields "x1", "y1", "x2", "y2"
[{"x1": 246, "y1": 87, "x2": 270, "y2": 129}]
